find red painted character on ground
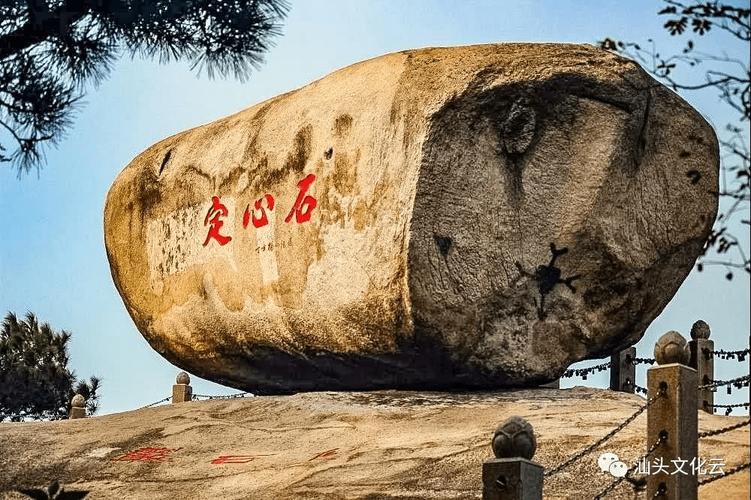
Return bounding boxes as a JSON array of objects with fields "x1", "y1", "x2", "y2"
[
  {"x1": 285, "y1": 174, "x2": 317, "y2": 224},
  {"x1": 211, "y1": 454, "x2": 269, "y2": 464},
  {"x1": 113, "y1": 447, "x2": 179, "y2": 462},
  {"x1": 203, "y1": 196, "x2": 232, "y2": 246},
  {"x1": 243, "y1": 194, "x2": 275, "y2": 229}
]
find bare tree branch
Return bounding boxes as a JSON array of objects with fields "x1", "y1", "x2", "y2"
[{"x1": 600, "y1": 1, "x2": 750, "y2": 277}]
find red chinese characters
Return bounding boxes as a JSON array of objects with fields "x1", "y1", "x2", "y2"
[
  {"x1": 285, "y1": 174, "x2": 317, "y2": 224},
  {"x1": 243, "y1": 194, "x2": 275, "y2": 229},
  {"x1": 203, "y1": 196, "x2": 232, "y2": 247},
  {"x1": 201, "y1": 174, "x2": 317, "y2": 246},
  {"x1": 113, "y1": 447, "x2": 179, "y2": 462}
]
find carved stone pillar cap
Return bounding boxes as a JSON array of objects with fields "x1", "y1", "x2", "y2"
[
  {"x1": 492, "y1": 415, "x2": 537, "y2": 460},
  {"x1": 176, "y1": 371, "x2": 191, "y2": 385},
  {"x1": 690, "y1": 320, "x2": 711, "y2": 340},
  {"x1": 654, "y1": 331, "x2": 690, "y2": 365},
  {"x1": 71, "y1": 394, "x2": 86, "y2": 408}
]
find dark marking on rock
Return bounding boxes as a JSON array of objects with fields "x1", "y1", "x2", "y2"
[
  {"x1": 500, "y1": 100, "x2": 536, "y2": 156},
  {"x1": 217, "y1": 165, "x2": 250, "y2": 192},
  {"x1": 252, "y1": 125, "x2": 313, "y2": 192},
  {"x1": 498, "y1": 99, "x2": 536, "y2": 199},
  {"x1": 334, "y1": 114, "x2": 353, "y2": 136},
  {"x1": 324, "y1": 147, "x2": 333, "y2": 160},
  {"x1": 253, "y1": 156, "x2": 292, "y2": 193},
  {"x1": 352, "y1": 200, "x2": 368, "y2": 231},
  {"x1": 631, "y1": 88, "x2": 651, "y2": 170},
  {"x1": 136, "y1": 168, "x2": 163, "y2": 216},
  {"x1": 424, "y1": 73, "x2": 638, "y2": 209},
  {"x1": 283, "y1": 125, "x2": 312, "y2": 174},
  {"x1": 182, "y1": 165, "x2": 214, "y2": 187},
  {"x1": 158, "y1": 149, "x2": 172, "y2": 176},
  {"x1": 516, "y1": 243, "x2": 582, "y2": 320},
  {"x1": 389, "y1": 105, "x2": 398, "y2": 125},
  {"x1": 678, "y1": 150, "x2": 691, "y2": 158},
  {"x1": 434, "y1": 235, "x2": 452, "y2": 257},
  {"x1": 332, "y1": 152, "x2": 357, "y2": 195},
  {"x1": 688, "y1": 133, "x2": 705, "y2": 145},
  {"x1": 686, "y1": 170, "x2": 702, "y2": 185}
]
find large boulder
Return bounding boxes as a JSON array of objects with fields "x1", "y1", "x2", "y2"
[{"x1": 104, "y1": 43, "x2": 719, "y2": 393}]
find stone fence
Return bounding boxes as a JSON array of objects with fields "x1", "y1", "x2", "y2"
[
  {"x1": 483, "y1": 324, "x2": 750, "y2": 500},
  {"x1": 560, "y1": 320, "x2": 749, "y2": 415}
]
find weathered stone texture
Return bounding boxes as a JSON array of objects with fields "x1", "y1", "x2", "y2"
[
  {"x1": 1, "y1": 389, "x2": 748, "y2": 499},
  {"x1": 104, "y1": 44, "x2": 719, "y2": 393}
]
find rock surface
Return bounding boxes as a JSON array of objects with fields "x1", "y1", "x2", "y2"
[
  {"x1": 0, "y1": 389, "x2": 747, "y2": 499},
  {"x1": 104, "y1": 43, "x2": 719, "y2": 393}
]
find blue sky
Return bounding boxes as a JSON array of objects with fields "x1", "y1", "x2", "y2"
[{"x1": 1, "y1": 0, "x2": 748, "y2": 414}]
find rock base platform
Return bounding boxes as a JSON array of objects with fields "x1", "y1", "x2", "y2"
[{"x1": 0, "y1": 388, "x2": 747, "y2": 499}]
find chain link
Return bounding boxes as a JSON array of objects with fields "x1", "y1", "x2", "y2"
[
  {"x1": 138, "y1": 397, "x2": 170, "y2": 410},
  {"x1": 192, "y1": 392, "x2": 253, "y2": 400},
  {"x1": 631, "y1": 357, "x2": 656, "y2": 366},
  {"x1": 593, "y1": 433, "x2": 666, "y2": 499},
  {"x1": 699, "y1": 418, "x2": 751, "y2": 438},
  {"x1": 545, "y1": 389, "x2": 664, "y2": 477},
  {"x1": 699, "y1": 374, "x2": 750, "y2": 390},
  {"x1": 136, "y1": 392, "x2": 255, "y2": 408},
  {"x1": 703, "y1": 348, "x2": 750, "y2": 361},
  {"x1": 698, "y1": 461, "x2": 750, "y2": 486},
  {"x1": 708, "y1": 402, "x2": 750, "y2": 415},
  {"x1": 562, "y1": 361, "x2": 612, "y2": 379}
]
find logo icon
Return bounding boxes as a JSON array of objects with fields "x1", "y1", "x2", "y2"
[
  {"x1": 597, "y1": 452, "x2": 619, "y2": 473},
  {"x1": 609, "y1": 460, "x2": 628, "y2": 477}
]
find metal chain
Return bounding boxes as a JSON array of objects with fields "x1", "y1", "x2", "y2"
[
  {"x1": 562, "y1": 361, "x2": 612, "y2": 379},
  {"x1": 593, "y1": 433, "x2": 666, "y2": 499},
  {"x1": 703, "y1": 347, "x2": 750, "y2": 361},
  {"x1": 138, "y1": 397, "x2": 170, "y2": 410},
  {"x1": 708, "y1": 402, "x2": 750, "y2": 408},
  {"x1": 699, "y1": 374, "x2": 750, "y2": 390},
  {"x1": 545, "y1": 389, "x2": 664, "y2": 477},
  {"x1": 631, "y1": 357, "x2": 656, "y2": 366},
  {"x1": 699, "y1": 418, "x2": 751, "y2": 438},
  {"x1": 137, "y1": 391, "x2": 255, "y2": 409},
  {"x1": 698, "y1": 461, "x2": 750, "y2": 486},
  {"x1": 708, "y1": 402, "x2": 750, "y2": 415},
  {"x1": 192, "y1": 392, "x2": 252, "y2": 400}
]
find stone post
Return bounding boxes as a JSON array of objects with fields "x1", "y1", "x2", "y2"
[
  {"x1": 647, "y1": 331, "x2": 697, "y2": 500},
  {"x1": 688, "y1": 320, "x2": 714, "y2": 414},
  {"x1": 69, "y1": 394, "x2": 86, "y2": 419},
  {"x1": 609, "y1": 346, "x2": 636, "y2": 393},
  {"x1": 483, "y1": 416, "x2": 543, "y2": 500},
  {"x1": 172, "y1": 371, "x2": 193, "y2": 403}
]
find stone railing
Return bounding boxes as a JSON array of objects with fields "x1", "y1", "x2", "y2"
[
  {"x1": 482, "y1": 328, "x2": 750, "y2": 499},
  {"x1": 559, "y1": 320, "x2": 749, "y2": 415}
]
